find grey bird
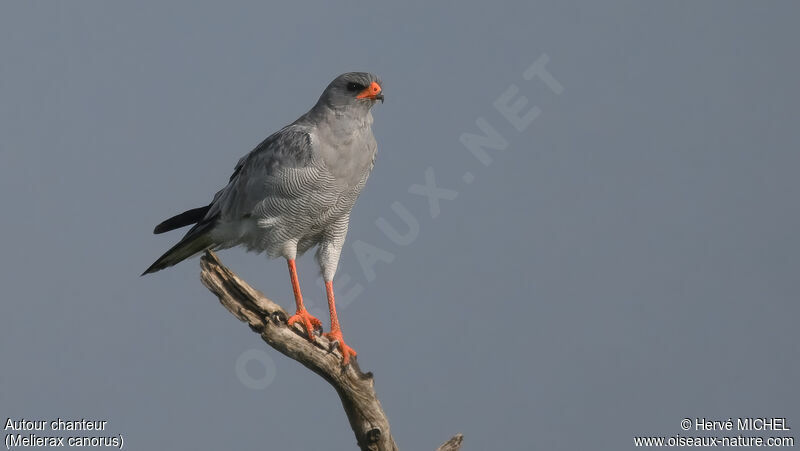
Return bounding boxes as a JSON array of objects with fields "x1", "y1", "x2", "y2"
[{"x1": 143, "y1": 72, "x2": 384, "y2": 365}]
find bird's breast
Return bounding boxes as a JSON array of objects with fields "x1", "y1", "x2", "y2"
[{"x1": 313, "y1": 116, "x2": 376, "y2": 179}]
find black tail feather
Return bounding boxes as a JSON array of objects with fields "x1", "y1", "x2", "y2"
[
  {"x1": 142, "y1": 217, "x2": 218, "y2": 275},
  {"x1": 153, "y1": 206, "x2": 211, "y2": 234}
]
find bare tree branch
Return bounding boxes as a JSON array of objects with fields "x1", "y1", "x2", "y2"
[
  {"x1": 436, "y1": 434, "x2": 464, "y2": 451},
  {"x1": 199, "y1": 251, "x2": 461, "y2": 451}
]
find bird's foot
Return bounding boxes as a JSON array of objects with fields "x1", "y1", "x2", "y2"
[
  {"x1": 287, "y1": 309, "x2": 322, "y2": 341},
  {"x1": 324, "y1": 329, "x2": 357, "y2": 365}
]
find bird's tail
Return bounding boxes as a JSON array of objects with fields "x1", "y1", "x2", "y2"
[{"x1": 142, "y1": 220, "x2": 217, "y2": 275}]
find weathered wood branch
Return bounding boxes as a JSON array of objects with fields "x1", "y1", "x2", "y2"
[
  {"x1": 436, "y1": 434, "x2": 464, "y2": 451},
  {"x1": 199, "y1": 251, "x2": 461, "y2": 451}
]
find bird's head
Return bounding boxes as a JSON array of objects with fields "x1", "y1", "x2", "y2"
[{"x1": 317, "y1": 72, "x2": 384, "y2": 110}]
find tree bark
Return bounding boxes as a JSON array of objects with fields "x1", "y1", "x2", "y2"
[{"x1": 198, "y1": 251, "x2": 461, "y2": 451}]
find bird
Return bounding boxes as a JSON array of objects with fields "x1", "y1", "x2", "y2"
[{"x1": 142, "y1": 72, "x2": 384, "y2": 365}]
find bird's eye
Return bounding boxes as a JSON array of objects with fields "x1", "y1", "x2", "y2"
[{"x1": 346, "y1": 82, "x2": 365, "y2": 92}]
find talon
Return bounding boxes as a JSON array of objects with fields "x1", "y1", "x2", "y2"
[
  {"x1": 287, "y1": 309, "x2": 322, "y2": 341},
  {"x1": 324, "y1": 329, "x2": 357, "y2": 365}
]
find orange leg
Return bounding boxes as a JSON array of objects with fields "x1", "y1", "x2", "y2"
[
  {"x1": 286, "y1": 259, "x2": 322, "y2": 341},
  {"x1": 322, "y1": 280, "x2": 357, "y2": 365}
]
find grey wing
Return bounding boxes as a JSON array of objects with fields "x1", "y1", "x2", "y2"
[{"x1": 205, "y1": 125, "x2": 336, "y2": 238}]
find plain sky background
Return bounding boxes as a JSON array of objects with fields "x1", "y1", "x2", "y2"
[{"x1": 1, "y1": 2, "x2": 798, "y2": 450}]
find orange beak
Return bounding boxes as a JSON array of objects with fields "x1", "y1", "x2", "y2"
[{"x1": 356, "y1": 81, "x2": 384, "y2": 102}]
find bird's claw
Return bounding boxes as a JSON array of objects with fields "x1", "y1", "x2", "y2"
[
  {"x1": 324, "y1": 329, "x2": 357, "y2": 365},
  {"x1": 287, "y1": 309, "x2": 322, "y2": 341}
]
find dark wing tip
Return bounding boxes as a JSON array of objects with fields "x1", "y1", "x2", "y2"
[
  {"x1": 153, "y1": 223, "x2": 170, "y2": 234},
  {"x1": 152, "y1": 206, "x2": 211, "y2": 235}
]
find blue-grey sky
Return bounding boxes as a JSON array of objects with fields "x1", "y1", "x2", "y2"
[{"x1": 1, "y1": 2, "x2": 798, "y2": 450}]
